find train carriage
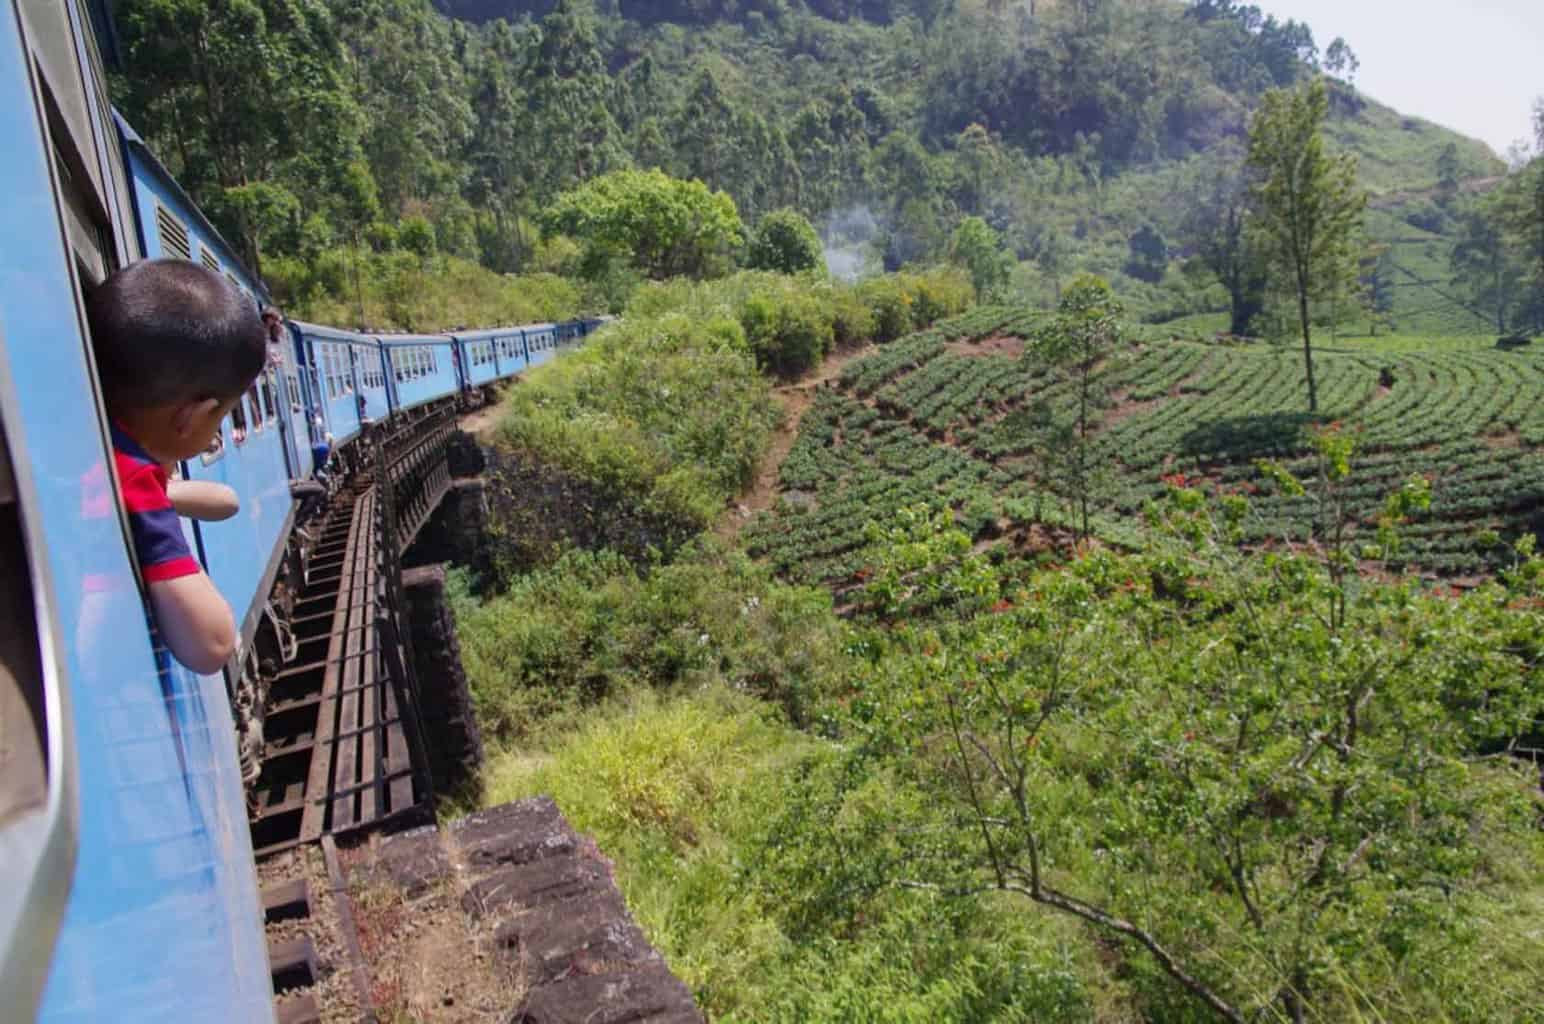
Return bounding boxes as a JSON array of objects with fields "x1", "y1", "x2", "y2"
[
  {"x1": 289, "y1": 321, "x2": 387, "y2": 447},
  {"x1": 452, "y1": 325, "x2": 531, "y2": 386},
  {"x1": 522, "y1": 321, "x2": 561, "y2": 370},
  {"x1": 380, "y1": 334, "x2": 459, "y2": 412}
]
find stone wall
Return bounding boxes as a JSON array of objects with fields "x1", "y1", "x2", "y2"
[{"x1": 402, "y1": 565, "x2": 484, "y2": 797}]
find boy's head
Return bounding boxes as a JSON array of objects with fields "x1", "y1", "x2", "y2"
[{"x1": 87, "y1": 259, "x2": 266, "y2": 462}]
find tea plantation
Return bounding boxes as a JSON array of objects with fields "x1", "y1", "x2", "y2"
[{"x1": 746, "y1": 307, "x2": 1544, "y2": 582}]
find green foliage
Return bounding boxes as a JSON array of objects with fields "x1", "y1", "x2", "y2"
[
  {"x1": 452, "y1": 541, "x2": 846, "y2": 740},
  {"x1": 746, "y1": 209, "x2": 824, "y2": 275},
  {"x1": 397, "y1": 216, "x2": 436, "y2": 258},
  {"x1": 496, "y1": 297, "x2": 773, "y2": 527},
  {"x1": 481, "y1": 691, "x2": 1099, "y2": 1022},
  {"x1": 466, "y1": 468, "x2": 1544, "y2": 1022},
  {"x1": 116, "y1": 0, "x2": 1502, "y2": 337},
  {"x1": 545, "y1": 168, "x2": 745, "y2": 281},
  {"x1": 267, "y1": 249, "x2": 581, "y2": 332},
  {"x1": 947, "y1": 216, "x2": 1013, "y2": 301},
  {"x1": 844, "y1": 498, "x2": 1544, "y2": 1021},
  {"x1": 749, "y1": 305, "x2": 1544, "y2": 586}
]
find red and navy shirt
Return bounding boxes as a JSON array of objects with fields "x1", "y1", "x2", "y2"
[{"x1": 111, "y1": 425, "x2": 201, "y2": 583}]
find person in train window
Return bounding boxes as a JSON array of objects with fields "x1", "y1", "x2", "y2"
[{"x1": 86, "y1": 259, "x2": 266, "y2": 673}]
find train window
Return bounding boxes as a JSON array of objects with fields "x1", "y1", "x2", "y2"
[
  {"x1": 199, "y1": 245, "x2": 219, "y2": 273},
  {"x1": 229, "y1": 395, "x2": 247, "y2": 445},
  {"x1": 287, "y1": 372, "x2": 302, "y2": 412},
  {"x1": 260, "y1": 370, "x2": 276, "y2": 420},
  {"x1": 155, "y1": 203, "x2": 191, "y2": 261}
]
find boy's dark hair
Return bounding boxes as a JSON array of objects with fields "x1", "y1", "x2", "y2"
[{"x1": 87, "y1": 259, "x2": 266, "y2": 409}]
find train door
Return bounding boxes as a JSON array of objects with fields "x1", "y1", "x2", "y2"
[{"x1": 276, "y1": 339, "x2": 312, "y2": 478}]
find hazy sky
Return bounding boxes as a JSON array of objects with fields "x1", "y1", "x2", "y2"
[{"x1": 1257, "y1": 0, "x2": 1542, "y2": 157}]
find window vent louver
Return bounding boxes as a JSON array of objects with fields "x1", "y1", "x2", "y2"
[
  {"x1": 155, "y1": 204, "x2": 190, "y2": 260},
  {"x1": 199, "y1": 245, "x2": 219, "y2": 272}
]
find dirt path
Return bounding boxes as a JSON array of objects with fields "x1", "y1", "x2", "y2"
[
  {"x1": 717, "y1": 345, "x2": 874, "y2": 540},
  {"x1": 458, "y1": 394, "x2": 505, "y2": 442}
]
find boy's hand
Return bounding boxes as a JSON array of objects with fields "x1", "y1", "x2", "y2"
[
  {"x1": 148, "y1": 572, "x2": 237, "y2": 674},
  {"x1": 168, "y1": 479, "x2": 240, "y2": 521}
]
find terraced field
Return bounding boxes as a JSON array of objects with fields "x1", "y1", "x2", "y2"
[{"x1": 745, "y1": 307, "x2": 1544, "y2": 584}]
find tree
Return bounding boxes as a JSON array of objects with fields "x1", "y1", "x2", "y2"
[
  {"x1": 1183, "y1": 150, "x2": 1266, "y2": 335},
  {"x1": 1030, "y1": 275, "x2": 1121, "y2": 541},
  {"x1": 948, "y1": 216, "x2": 1013, "y2": 299},
  {"x1": 747, "y1": 209, "x2": 825, "y2": 274},
  {"x1": 1358, "y1": 243, "x2": 1395, "y2": 336},
  {"x1": 1450, "y1": 199, "x2": 1524, "y2": 334},
  {"x1": 1247, "y1": 79, "x2": 1366, "y2": 413},
  {"x1": 1322, "y1": 36, "x2": 1359, "y2": 84},
  {"x1": 544, "y1": 169, "x2": 746, "y2": 281},
  {"x1": 1435, "y1": 141, "x2": 1462, "y2": 201}
]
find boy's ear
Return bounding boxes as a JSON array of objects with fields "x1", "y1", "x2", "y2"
[{"x1": 171, "y1": 397, "x2": 224, "y2": 438}]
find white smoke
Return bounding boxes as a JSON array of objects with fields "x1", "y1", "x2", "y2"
[{"x1": 821, "y1": 204, "x2": 880, "y2": 282}]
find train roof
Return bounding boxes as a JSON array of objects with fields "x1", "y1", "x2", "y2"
[
  {"x1": 288, "y1": 320, "x2": 374, "y2": 343},
  {"x1": 375, "y1": 333, "x2": 454, "y2": 347},
  {"x1": 452, "y1": 322, "x2": 556, "y2": 341}
]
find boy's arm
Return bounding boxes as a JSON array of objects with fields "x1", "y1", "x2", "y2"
[
  {"x1": 166, "y1": 479, "x2": 240, "y2": 521},
  {"x1": 148, "y1": 572, "x2": 237, "y2": 674},
  {"x1": 118, "y1": 459, "x2": 237, "y2": 672}
]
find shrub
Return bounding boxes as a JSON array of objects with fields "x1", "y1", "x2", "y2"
[
  {"x1": 857, "y1": 275, "x2": 913, "y2": 342},
  {"x1": 747, "y1": 208, "x2": 824, "y2": 275}
]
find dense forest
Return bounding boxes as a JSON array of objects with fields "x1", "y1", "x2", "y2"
[{"x1": 112, "y1": 0, "x2": 1539, "y2": 332}]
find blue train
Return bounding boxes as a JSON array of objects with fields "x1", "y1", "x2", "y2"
[{"x1": 0, "y1": 2, "x2": 603, "y2": 1019}]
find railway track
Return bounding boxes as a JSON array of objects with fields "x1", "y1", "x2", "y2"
[{"x1": 250, "y1": 407, "x2": 454, "y2": 860}]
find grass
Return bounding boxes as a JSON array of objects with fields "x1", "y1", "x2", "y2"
[{"x1": 479, "y1": 687, "x2": 1106, "y2": 1023}]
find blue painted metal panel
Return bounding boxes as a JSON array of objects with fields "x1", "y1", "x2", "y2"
[
  {"x1": 380, "y1": 335, "x2": 457, "y2": 410},
  {"x1": 0, "y1": 20, "x2": 268, "y2": 1021}
]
